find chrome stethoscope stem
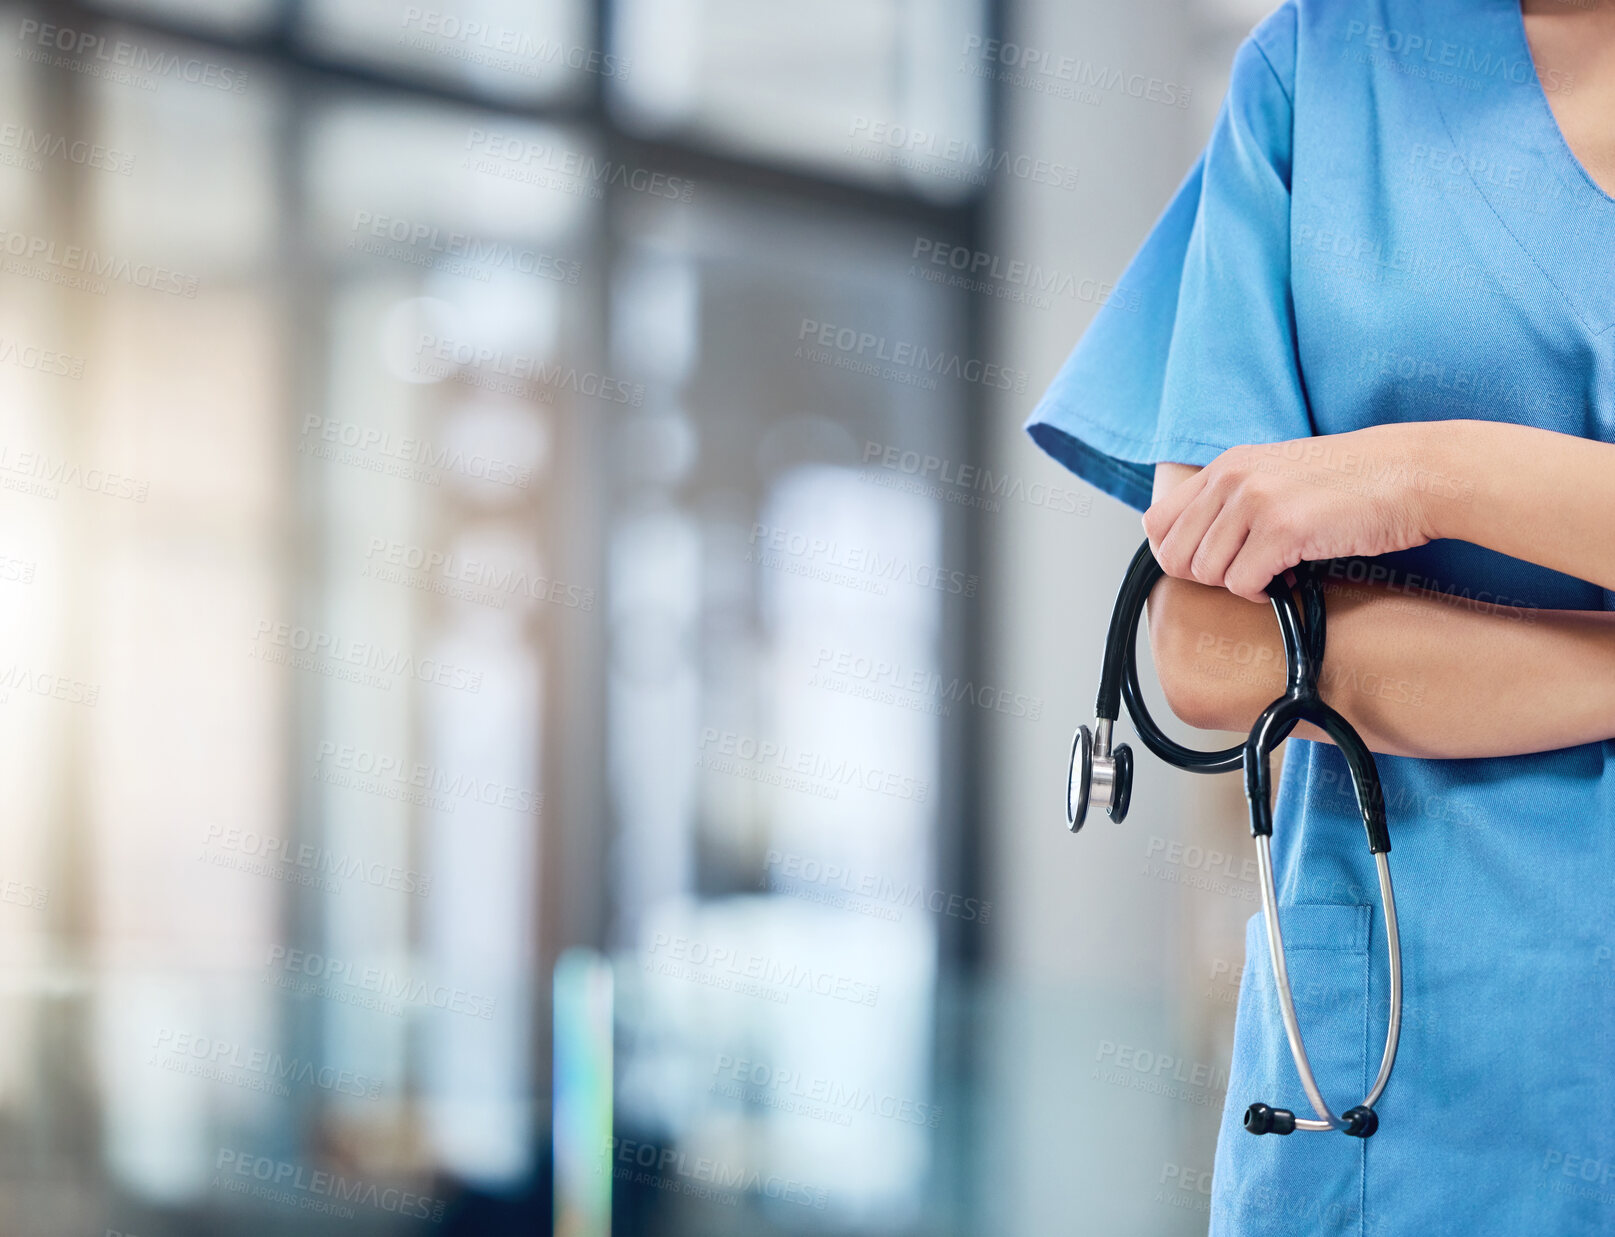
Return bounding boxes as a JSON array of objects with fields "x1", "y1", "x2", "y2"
[
  {"x1": 1254, "y1": 840, "x2": 1401, "y2": 1133},
  {"x1": 1369, "y1": 851, "x2": 1402, "y2": 1112}
]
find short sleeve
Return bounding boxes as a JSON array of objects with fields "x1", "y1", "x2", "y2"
[{"x1": 1024, "y1": 4, "x2": 1311, "y2": 512}]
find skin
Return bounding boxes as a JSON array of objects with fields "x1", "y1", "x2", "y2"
[
  {"x1": 1138, "y1": 6, "x2": 1615, "y2": 759},
  {"x1": 1143, "y1": 446, "x2": 1615, "y2": 760},
  {"x1": 1521, "y1": 0, "x2": 1615, "y2": 198}
]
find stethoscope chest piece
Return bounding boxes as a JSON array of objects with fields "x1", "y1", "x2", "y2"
[{"x1": 1067, "y1": 720, "x2": 1132, "y2": 831}]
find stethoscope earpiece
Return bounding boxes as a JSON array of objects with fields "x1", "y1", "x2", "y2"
[
  {"x1": 1242, "y1": 1103, "x2": 1296, "y2": 1136},
  {"x1": 1246, "y1": 1101, "x2": 1378, "y2": 1138}
]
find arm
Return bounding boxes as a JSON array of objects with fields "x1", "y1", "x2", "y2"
[
  {"x1": 1143, "y1": 420, "x2": 1615, "y2": 602},
  {"x1": 1432, "y1": 420, "x2": 1615, "y2": 594},
  {"x1": 1145, "y1": 462, "x2": 1615, "y2": 760}
]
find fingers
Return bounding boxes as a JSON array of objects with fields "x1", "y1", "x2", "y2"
[
  {"x1": 1155, "y1": 481, "x2": 1230, "y2": 581},
  {"x1": 1223, "y1": 532, "x2": 1296, "y2": 604},
  {"x1": 1143, "y1": 448, "x2": 1301, "y2": 600},
  {"x1": 1142, "y1": 466, "x2": 1207, "y2": 558},
  {"x1": 1185, "y1": 505, "x2": 1253, "y2": 588}
]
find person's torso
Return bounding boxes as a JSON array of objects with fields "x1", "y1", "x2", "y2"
[{"x1": 1212, "y1": 3, "x2": 1615, "y2": 1231}]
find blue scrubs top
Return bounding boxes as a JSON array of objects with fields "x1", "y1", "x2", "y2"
[{"x1": 1026, "y1": 1, "x2": 1615, "y2": 1231}]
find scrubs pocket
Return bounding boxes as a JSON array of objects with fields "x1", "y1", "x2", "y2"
[{"x1": 1210, "y1": 903, "x2": 1373, "y2": 1237}]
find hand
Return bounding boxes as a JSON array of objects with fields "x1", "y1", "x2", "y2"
[{"x1": 1142, "y1": 424, "x2": 1448, "y2": 603}]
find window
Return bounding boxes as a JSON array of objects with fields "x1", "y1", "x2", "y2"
[{"x1": 4, "y1": 0, "x2": 994, "y2": 1231}]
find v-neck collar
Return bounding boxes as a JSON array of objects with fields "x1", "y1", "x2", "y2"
[
  {"x1": 1409, "y1": 0, "x2": 1615, "y2": 336},
  {"x1": 1507, "y1": 0, "x2": 1615, "y2": 207}
]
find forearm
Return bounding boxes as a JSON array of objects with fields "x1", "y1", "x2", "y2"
[
  {"x1": 1147, "y1": 576, "x2": 1615, "y2": 759},
  {"x1": 1424, "y1": 420, "x2": 1615, "y2": 593}
]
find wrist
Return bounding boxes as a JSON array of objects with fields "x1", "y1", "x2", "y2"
[{"x1": 1403, "y1": 419, "x2": 1479, "y2": 543}]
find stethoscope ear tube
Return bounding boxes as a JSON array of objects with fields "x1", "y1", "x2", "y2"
[
  {"x1": 1243, "y1": 694, "x2": 1390, "y2": 856},
  {"x1": 1065, "y1": 539, "x2": 1402, "y2": 1137},
  {"x1": 1246, "y1": 834, "x2": 1401, "y2": 1135},
  {"x1": 1090, "y1": 542, "x2": 1253, "y2": 775},
  {"x1": 1240, "y1": 571, "x2": 1402, "y2": 1136}
]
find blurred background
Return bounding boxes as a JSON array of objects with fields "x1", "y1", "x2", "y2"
[{"x1": 0, "y1": 0, "x2": 1280, "y2": 1232}]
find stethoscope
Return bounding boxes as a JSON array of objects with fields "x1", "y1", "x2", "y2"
[{"x1": 1066, "y1": 540, "x2": 1401, "y2": 1138}]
